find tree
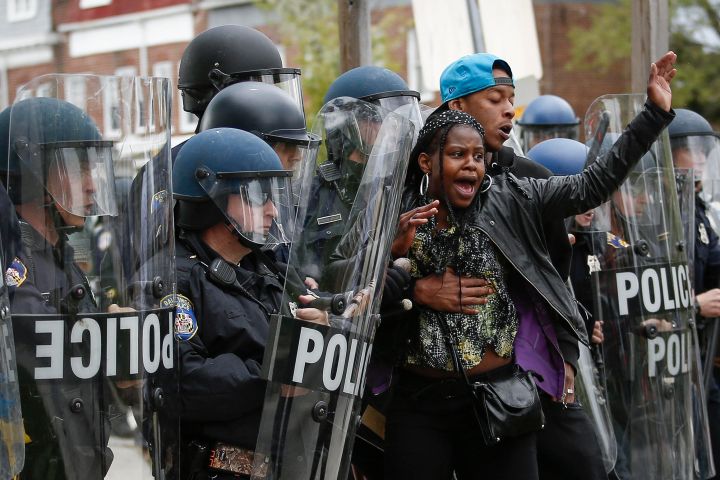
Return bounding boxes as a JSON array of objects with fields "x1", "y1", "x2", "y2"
[
  {"x1": 254, "y1": 0, "x2": 411, "y2": 118},
  {"x1": 566, "y1": 0, "x2": 720, "y2": 126}
]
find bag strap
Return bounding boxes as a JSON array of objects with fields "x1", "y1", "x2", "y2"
[
  {"x1": 437, "y1": 318, "x2": 495, "y2": 441},
  {"x1": 437, "y1": 318, "x2": 476, "y2": 392}
]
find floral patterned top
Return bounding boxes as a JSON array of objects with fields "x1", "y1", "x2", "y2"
[{"x1": 405, "y1": 220, "x2": 518, "y2": 371}]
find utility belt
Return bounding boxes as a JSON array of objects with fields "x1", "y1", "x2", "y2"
[
  {"x1": 183, "y1": 440, "x2": 268, "y2": 479},
  {"x1": 208, "y1": 442, "x2": 267, "y2": 478}
]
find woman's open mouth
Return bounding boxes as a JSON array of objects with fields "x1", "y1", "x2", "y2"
[{"x1": 454, "y1": 179, "x2": 477, "y2": 199}]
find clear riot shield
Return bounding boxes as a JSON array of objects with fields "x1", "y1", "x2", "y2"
[
  {"x1": 252, "y1": 97, "x2": 415, "y2": 480},
  {"x1": 5, "y1": 74, "x2": 178, "y2": 479},
  {"x1": 677, "y1": 168, "x2": 716, "y2": 479},
  {"x1": 583, "y1": 94, "x2": 695, "y2": 480},
  {"x1": 0, "y1": 235, "x2": 24, "y2": 477},
  {"x1": 694, "y1": 132, "x2": 720, "y2": 231},
  {"x1": 574, "y1": 342, "x2": 617, "y2": 473}
]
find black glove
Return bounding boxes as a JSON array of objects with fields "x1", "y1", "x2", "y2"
[{"x1": 381, "y1": 263, "x2": 411, "y2": 308}]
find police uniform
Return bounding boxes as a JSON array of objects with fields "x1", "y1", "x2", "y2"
[
  {"x1": 8, "y1": 221, "x2": 111, "y2": 479},
  {"x1": 297, "y1": 162, "x2": 364, "y2": 285},
  {"x1": 173, "y1": 232, "x2": 283, "y2": 480},
  {"x1": 694, "y1": 195, "x2": 720, "y2": 480},
  {"x1": 694, "y1": 195, "x2": 720, "y2": 292}
]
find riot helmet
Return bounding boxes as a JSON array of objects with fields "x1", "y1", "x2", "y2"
[
  {"x1": 0, "y1": 97, "x2": 117, "y2": 233},
  {"x1": 178, "y1": 25, "x2": 303, "y2": 117},
  {"x1": 323, "y1": 65, "x2": 422, "y2": 132},
  {"x1": 199, "y1": 81, "x2": 320, "y2": 174},
  {"x1": 668, "y1": 109, "x2": 720, "y2": 185},
  {"x1": 526, "y1": 137, "x2": 588, "y2": 175},
  {"x1": 173, "y1": 128, "x2": 293, "y2": 249},
  {"x1": 517, "y1": 95, "x2": 580, "y2": 151}
]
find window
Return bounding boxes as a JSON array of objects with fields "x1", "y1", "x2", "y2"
[
  {"x1": 102, "y1": 76, "x2": 121, "y2": 138},
  {"x1": 35, "y1": 82, "x2": 53, "y2": 98},
  {"x1": 115, "y1": 66, "x2": 145, "y2": 134},
  {"x1": 152, "y1": 62, "x2": 174, "y2": 133},
  {"x1": 65, "y1": 76, "x2": 87, "y2": 110},
  {"x1": 7, "y1": 0, "x2": 37, "y2": 22},
  {"x1": 79, "y1": 0, "x2": 112, "y2": 9}
]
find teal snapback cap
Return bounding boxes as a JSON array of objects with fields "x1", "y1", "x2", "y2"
[{"x1": 440, "y1": 53, "x2": 514, "y2": 104}]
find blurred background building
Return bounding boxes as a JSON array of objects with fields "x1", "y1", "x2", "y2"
[{"x1": 0, "y1": 0, "x2": 716, "y2": 146}]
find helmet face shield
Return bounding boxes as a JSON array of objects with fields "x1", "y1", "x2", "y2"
[
  {"x1": 520, "y1": 124, "x2": 580, "y2": 151},
  {"x1": 619, "y1": 167, "x2": 665, "y2": 224},
  {"x1": 672, "y1": 134, "x2": 720, "y2": 182},
  {"x1": 270, "y1": 139, "x2": 320, "y2": 205},
  {"x1": 325, "y1": 101, "x2": 384, "y2": 160},
  {"x1": 197, "y1": 168, "x2": 294, "y2": 247},
  {"x1": 43, "y1": 140, "x2": 118, "y2": 218},
  {"x1": 209, "y1": 68, "x2": 305, "y2": 118},
  {"x1": 370, "y1": 94, "x2": 423, "y2": 135}
]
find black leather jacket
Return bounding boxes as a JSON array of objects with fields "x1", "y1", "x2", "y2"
[{"x1": 415, "y1": 101, "x2": 674, "y2": 346}]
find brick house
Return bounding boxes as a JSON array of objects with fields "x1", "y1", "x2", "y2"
[{"x1": 0, "y1": 0, "x2": 630, "y2": 145}]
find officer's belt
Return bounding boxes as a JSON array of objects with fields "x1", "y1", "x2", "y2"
[{"x1": 208, "y1": 441, "x2": 268, "y2": 478}]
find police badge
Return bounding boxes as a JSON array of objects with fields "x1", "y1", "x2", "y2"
[
  {"x1": 173, "y1": 294, "x2": 198, "y2": 341},
  {"x1": 699, "y1": 223, "x2": 710, "y2": 245}
]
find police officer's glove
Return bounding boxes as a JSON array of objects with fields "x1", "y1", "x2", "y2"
[{"x1": 381, "y1": 262, "x2": 411, "y2": 309}]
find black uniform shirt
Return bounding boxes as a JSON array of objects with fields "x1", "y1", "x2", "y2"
[
  {"x1": 175, "y1": 235, "x2": 284, "y2": 449},
  {"x1": 8, "y1": 221, "x2": 108, "y2": 479},
  {"x1": 695, "y1": 195, "x2": 720, "y2": 293}
]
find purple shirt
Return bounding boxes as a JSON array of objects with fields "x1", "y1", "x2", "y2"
[{"x1": 511, "y1": 288, "x2": 565, "y2": 398}]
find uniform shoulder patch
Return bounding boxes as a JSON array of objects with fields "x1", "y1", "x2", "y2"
[
  {"x1": 174, "y1": 294, "x2": 198, "y2": 341},
  {"x1": 606, "y1": 232, "x2": 629, "y2": 249},
  {"x1": 5, "y1": 258, "x2": 27, "y2": 287}
]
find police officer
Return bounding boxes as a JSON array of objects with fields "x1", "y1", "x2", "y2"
[
  {"x1": 0, "y1": 163, "x2": 24, "y2": 480},
  {"x1": 669, "y1": 108, "x2": 720, "y2": 479},
  {"x1": 198, "y1": 80, "x2": 320, "y2": 267},
  {"x1": 298, "y1": 66, "x2": 421, "y2": 283},
  {"x1": 0, "y1": 97, "x2": 117, "y2": 479},
  {"x1": 170, "y1": 127, "x2": 326, "y2": 480},
  {"x1": 517, "y1": 94, "x2": 580, "y2": 151},
  {"x1": 0, "y1": 184, "x2": 19, "y2": 272}
]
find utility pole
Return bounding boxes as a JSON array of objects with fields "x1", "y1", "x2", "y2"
[
  {"x1": 466, "y1": 0, "x2": 485, "y2": 52},
  {"x1": 338, "y1": 0, "x2": 371, "y2": 72},
  {"x1": 631, "y1": 0, "x2": 669, "y2": 92}
]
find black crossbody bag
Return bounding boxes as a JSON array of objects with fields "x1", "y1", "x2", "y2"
[{"x1": 438, "y1": 318, "x2": 545, "y2": 446}]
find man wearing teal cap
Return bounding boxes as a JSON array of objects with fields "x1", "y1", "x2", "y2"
[{"x1": 411, "y1": 52, "x2": 606, "y2": 479}]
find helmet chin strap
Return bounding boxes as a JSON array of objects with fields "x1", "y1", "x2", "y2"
[
  {"x1": 47, "y1": 200, "x2": 84, "y2": 237},
  {"x1": 224, "y1": 220, "x2": 260, "y2": 251}
]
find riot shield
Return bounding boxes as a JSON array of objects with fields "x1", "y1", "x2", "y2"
[
  {"x1": 4, "y1": 74, "x2": 178, "y2": 479},
  {"x1": 252, "y1": 97, "x2": 415, "y2": 480},
  {"x1": 0, "y1": 231, "x2": 24, "y2": 477},
  {"x1": 582, "y1": 94, "x2": 695, "y2": 480},
  {"x1": 676, "y1": 167, "x2": 716, "y2": 479},
  {"x1": 694, "y1": 132, "x2": 720, "y2": 231},
  {"x1": 574, "y1": 342, "x2": 617, "y2": 473}
]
